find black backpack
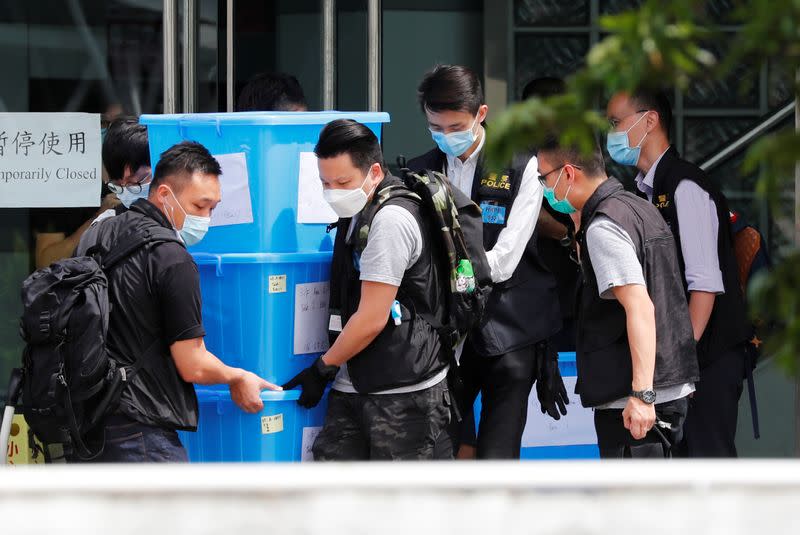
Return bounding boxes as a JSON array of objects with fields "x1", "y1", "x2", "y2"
[
  {"x1": 364, "y1": 163, "x2": 492, "y2": 355},
  {"x1": 17, "y1": 226, "x2": 180, "y2": 460}
]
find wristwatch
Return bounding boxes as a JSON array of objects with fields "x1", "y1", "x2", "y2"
[{"x1": 630, "y1": 389, "x2": 657, "y2": 404}]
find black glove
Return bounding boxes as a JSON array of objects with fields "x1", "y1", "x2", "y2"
[
  {"x1": 534, "y1": 341, "x2": 569, "y2": 420},
  {"x1": 282, "y1": 357, "x2": 339, "y2": 408}
]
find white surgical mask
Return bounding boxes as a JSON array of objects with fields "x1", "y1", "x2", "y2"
[{"x1": 322, "y1": 170, "x2": 376, "y2": 218}]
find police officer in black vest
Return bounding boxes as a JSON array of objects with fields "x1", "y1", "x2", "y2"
[
  {"x1": 283, "y1": 119, "x2": 452, "y2": 460},
  {"x1": 407, "y1": 65, "x2": 568, "y2": 459},
  {"x1": 606, "y1": 89, "x2": 750, "y2": 457},
  {"x1": 537, "y1": 138, "x2": 699, "y2": 458}
]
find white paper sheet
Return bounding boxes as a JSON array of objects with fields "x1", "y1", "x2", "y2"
[
  {"x1": 301, "y1": 426, "x2": 322, "y2": 462},
  {"x1": 0, "y1": 113, "x2": 101, "y2": 208},
  {"x1": 520, "y1": 376, "x2": 598, "y2": 448},
  {"x1": 293, "y1": 281, "x2": 331, "y2": 355},
  {"x1": 296, "y1": 151, "x2": 338, "y2": 224},
  {"x1": 210, "y1": 152, "x2": 254, "y2": 227}
]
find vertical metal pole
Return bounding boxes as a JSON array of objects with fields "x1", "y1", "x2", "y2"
[
  {"x1": 795, "y1": 76, "x2": 800, "y2": 457},
  {"x1": 163, "y1": 0, "x2": 179, "y2": 113},
  {"x1": 226, "y1": 0, "x2": 235, "y2": 112},
  {"x1": 322, "y1": 0, "x2": 337, "y2": 110},
  {"x1": 183, "y1": 0, "x2": 197, "y2": 113},
  {"x1": 367, "y1": 0, "x2": 381, "y2": 111}
]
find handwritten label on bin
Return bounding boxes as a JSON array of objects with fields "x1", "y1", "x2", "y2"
[
  {"x1": 261, "y1": 414, "x2": 284, "y2": 435},
  {"x1": 269, "y1": 275, "x2": 287, "y2": 293},
  {"x1": 294, "y1": 282, "x2": 331, "y2": 355}
]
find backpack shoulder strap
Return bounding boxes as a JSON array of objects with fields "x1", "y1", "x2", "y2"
[
  {"x1": 354, "y1": 182, "x2": 421, "y2": 252},
  {"x1": 99, "y1": 226, "x2": 183, "y2": 271}
]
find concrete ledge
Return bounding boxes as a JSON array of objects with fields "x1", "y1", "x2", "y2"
[{"x1": 3, "y1": 461, "x2": 800, "y2": 535}]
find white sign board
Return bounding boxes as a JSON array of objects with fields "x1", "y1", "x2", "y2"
[
  {"x1": 296, "y1": 151, "x2": 338, "y2": 224},
  {"x1": 521, "y1": 376, "x2": 598, "y2": 448},
  {"x1": 0, "y1": 113, "x2": 101, "y2": 207},
  {"x1": 293, "y1": 281, "x2": 331, "y2": 355},
  {"x1": 210, "y1": 152, "x2": 254, "y2": 227}
]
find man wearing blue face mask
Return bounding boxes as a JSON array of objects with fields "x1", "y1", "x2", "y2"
[
  {"x1": 94, "y1": 117, "x2": 153, "y2": 225},
  {"x1": 407, "y1": 65, "x2": 567, "y2": 460},
  {"x1": 75, "y1": 141, "x2": 279, "y2": 462},
  {"x1": 606, "y1": 90, "x2": 749, "y2": 458}
]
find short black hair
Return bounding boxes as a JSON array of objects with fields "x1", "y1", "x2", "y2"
[
  {"x1": 417, "y1": 64, "x2": 484, "y2": 115},
  {"x1": 538, "y1": 136, "x2": 607, "y2": 179},
  {"x1": 102, "y1": 117, "x2": 150, "y2": 180},
  {"x1": 150, "y1": 141, "x2": 222, "y2": 192},
  {"x1": 236, "y1": 72, "x2": 307, "y2": 112},
  {"x1": 630, "y1": 88, "x2": 672, "y2": 136},
  {"x1": 314, "y1": 119, "x2": 385, "y2": 173},
  {"x1": 521, "y1": 77, "x2": 566, "y2": 100}
]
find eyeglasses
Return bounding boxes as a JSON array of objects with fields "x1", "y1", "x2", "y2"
[
  {"x1": 608, "y1": 109, "x2": 649, "y2": 130},
  {"x1": 538, "y1": 164, "x2": 582, "y2": 186},
  {"x1": 108, "y1": 171, "x2": 152, "y2": 195}
]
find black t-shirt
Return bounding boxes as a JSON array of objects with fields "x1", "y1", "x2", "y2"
[{"x1": 76, "y1": 199, "x2": 204, "y2": 431}]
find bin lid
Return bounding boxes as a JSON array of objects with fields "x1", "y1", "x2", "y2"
[
  {"x1": 140, "y1": 111, "x2": 390, "y2": 127},
  {"x1": 194, "y1": 387, "x2": 302, "y2": 402}
]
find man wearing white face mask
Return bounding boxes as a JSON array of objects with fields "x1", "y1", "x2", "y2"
[
  {"x1": 283, "y1": 119, "x2": 452, "y2": 460},
  {"x1": 407, "y1": 65, "x2": 567, "y2": 460},
  {"x1": 75, "y1": 141, "x2": 279, "y2": 462},
  {"x1": 606, "y1": 89, "x2": 749, "y2": 458}
]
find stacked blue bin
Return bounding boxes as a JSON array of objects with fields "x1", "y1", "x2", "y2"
[{"x1": 140, "y1": 112, "x2": 391, "y2": 462}]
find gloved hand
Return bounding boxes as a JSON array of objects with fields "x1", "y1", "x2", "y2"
[
  {"x1": 534, "y1": 341, "x2": 569, "y2": 420},
  {"x1": 282, "y1": 357, "x2": 339, "y2": 408}
]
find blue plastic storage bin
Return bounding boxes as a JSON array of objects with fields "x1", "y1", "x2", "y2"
[
  {"x1": 139, "y1": 111, "x2": 390, "y2": 253},
  {"x1": 474, "y1": 351, "x2": 599, "y2": 459},
  {"x1": 194, "y1": 251, "x2": 333, "y2": 386},
  {"x1": 178, "y1": 388, "x2": 329, "y2": 462}
]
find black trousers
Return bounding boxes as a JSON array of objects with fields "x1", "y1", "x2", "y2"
[
  {"x1": 440, "y1": 343, "x2": 537, "y2": 459},
  {"x1": 675, "y1": 344, "x2": 747, "y2": 458},
  {"x1": 594, "y1": 397, "x2": 689, "y2": 459}
]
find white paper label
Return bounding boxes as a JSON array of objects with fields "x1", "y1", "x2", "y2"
[
  {"x1": 520, "y1": 376, "x2": 598, "y2": 448},
  {"x1": 328, "y1": 314, "x2": 343, "y2": 332},
  {"x1": 296, "y1": 152, "x2": 338, "y2": 224},
  {"x1": 293, "y1": 282, "x2": 331, "y2": 355},
  {"x1": 0, "y1": 113, "x2": 101, "y2": 208},
  {"x1": 210, "y1": 152, "x2": 254, "y2": 227},
  {"x1": 269, "y1": 275, "x2": 287, "y2": 294},
  {"x1": 261, "y1": 414, "x2": 284, "y2": 435},
  {"x1": 301, "y1": 426, "x2": 322, "y2": 462}
]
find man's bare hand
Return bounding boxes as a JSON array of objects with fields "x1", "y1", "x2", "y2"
[
  {"x1": 230, "y1": 370, "x2": 281, "y2": 413},
  {"x1": 622, "y1": 397, "x2": 655, "y2": 440}
]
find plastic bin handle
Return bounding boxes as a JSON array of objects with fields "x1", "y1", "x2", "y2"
[
  {"x1": 178, "y1": 116, "x2": 223, "y2": 139},
  {"x1": 191, "y1": 253, "x2": 224, "y2": 277}
]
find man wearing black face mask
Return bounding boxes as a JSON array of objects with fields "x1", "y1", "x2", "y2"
[
  {"x1": 282, "y1": 119, "x2": 452, "y2": 460},
  {"x1": 407, "y1": 64, "x2": 567, "y2": 460},
  {"x1": 75, "y1": 141, "x2": 279, "y2": 462}
]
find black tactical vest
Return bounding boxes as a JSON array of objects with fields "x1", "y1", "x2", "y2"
[
  {"x1": 328, "y1": 175, "x2": 448, "y2": 393},
  {"x1": 576, "y1": 179, "x2": 700, "y2": 408},
  {"x1": 647, "y1": 146, "x2": 749, "y2": 367},
  {"x1": 407, "y1": 148, "x2": 560, "y2": 356}
]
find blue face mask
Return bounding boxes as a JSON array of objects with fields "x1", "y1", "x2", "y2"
[
  {"x1": 163, "y1": 188, "x2": 211, "y2": 246},
  {"x1": 606, "y1": 111, "x2": 649, "y2": 167},
  {"x1": 429, "y1": 115, "x2": 479, "y2": 158},
  {"x1": 543, "y1": 168, "x2": 576, "y2": 215},
  {"x1": 117, "y1": 182, "x2": 150, "y2": 209}
]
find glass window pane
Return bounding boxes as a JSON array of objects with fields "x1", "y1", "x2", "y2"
[
  {"x1": 514, "y1": 0, "x2": 589, "y2": 27},
  {"x1": 684, "y1": 117, "x2": 758, "y2": 164},
  {"x1": 599, "y1": 0, "x2": 644, "y2": 15},
  {"x1": 685, "y1": 37, "x2": 759, "y2": 109},
  {"x1": 514, "y1": 34, "x2": 589, "y2": 99},
  {"x1": 768, "y1": 60, "x2": 794, "y2": 108}
]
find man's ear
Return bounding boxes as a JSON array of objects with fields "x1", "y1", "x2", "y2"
[
  {"x1": 645, "y1": 110, "x2": 659, "y2": 133},
  {"x1": 477, "y1": 104, "x2": 489, "y2": 124}
]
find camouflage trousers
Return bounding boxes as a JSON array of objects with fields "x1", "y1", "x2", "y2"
[{"x1": 312, "y1": 380, "x2": 452, "y2": 461}]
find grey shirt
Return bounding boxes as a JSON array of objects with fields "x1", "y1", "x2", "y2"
[
  {"x1": 332, "y1": 204, "x2": 448, "y2": 394},
  {"x1": 586, "y1": 215, "x2": 695, "y2": 409}
]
